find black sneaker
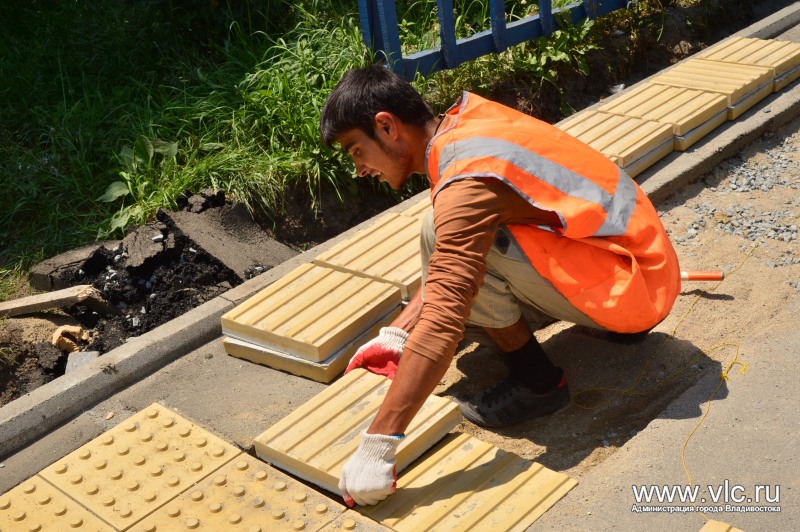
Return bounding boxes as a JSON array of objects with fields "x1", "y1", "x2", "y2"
[{"x1": 458, "y1": 372, "x2": 570, "y2": 428}]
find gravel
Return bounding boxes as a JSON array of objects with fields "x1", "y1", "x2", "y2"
[
  {"x1": 665, "y1": 127, "x2": 800, "y2": 290},
  {"x1": 706, "y1": 137, "x2": 799, "y2": 194}
]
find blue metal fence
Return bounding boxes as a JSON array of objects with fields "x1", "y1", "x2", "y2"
[{"x1": 358, "y1": 0, "x2": 630, "y2": 79}]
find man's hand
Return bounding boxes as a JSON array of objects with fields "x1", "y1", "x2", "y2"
[
  {"x1": 339, "y1": 431, "x2": 403, "y2": 507},
  {"x1": 345, "y1": 327, "x2": 408, "y2": 379}
]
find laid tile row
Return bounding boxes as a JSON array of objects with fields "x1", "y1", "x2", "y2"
[
  {"x1": 0, "y1": 403, "x2": 370, "y2": 531},
  {"x1": 1, "y1": 383, "x2": 576, "y2": 531},
  {"x1": 559, "y1": 37, "x2": 800, "y2": 176}
]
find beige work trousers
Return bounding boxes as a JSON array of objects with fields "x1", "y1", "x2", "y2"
[{"x1": 419, "y1": 211, "x2": 602, "y2": 331}]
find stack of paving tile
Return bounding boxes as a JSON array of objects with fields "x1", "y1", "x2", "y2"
[
  {"x1": 650, "y1": 57, "x2": 774, "y2": 120},
  {"x1": 596, "y1": 84, "x2": 728, "y2": 151},
  {"x1": 695, "y1": 36, "x2": 800, "y2": 92},
  {"x1": 558, "y1": 111, "x2": 675, "y2": 177},
  {"x1": 222, "y1": 207, "x2": 428, "y2": 383},
  {"x1": 558, "y1": 37, "x2": 800, "y2": 175},
  {"x1": 222, "y1": 263, "x2": 404, "y2": 383}
]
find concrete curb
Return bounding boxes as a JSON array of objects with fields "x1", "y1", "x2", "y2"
[
  {"x1": 0, "y1": 297, "x2": 232, "y2": 459},
  {"x1": 1, "y1": 3, "x2": 799, "y2": 460},
  {"x1": 738, "y1": 2, "x2": 800, "y2": 40}
]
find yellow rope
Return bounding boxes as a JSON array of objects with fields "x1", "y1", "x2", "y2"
[
  {"x1": 681, "y1": 341, "x2": 748, "y2": 520},
  {"x1": 570, "y1": 246, "x2": 754, "y2": 523}
]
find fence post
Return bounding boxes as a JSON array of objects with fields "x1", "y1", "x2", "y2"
[
  {"x1": 584, "y1": 0, "x2": 598, "y2": 18},
  {"x1": 358, "y1": 0, "x2": 404, "y2": 72},
  {"x1": 490, "y1": 0, "x2": 508, "y2": 52},
  {"x1": 539, "y1": 0, "x2": 554, "y2": 35},
  {"x1": 437, "y1": 0, "x2": 460, "y2": 69}
]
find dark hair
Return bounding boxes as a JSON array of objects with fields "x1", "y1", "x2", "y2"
[{"x1": 320, "y1": 64, "x2": 434, "y2": 148}]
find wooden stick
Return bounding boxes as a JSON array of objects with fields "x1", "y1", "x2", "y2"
[{"x1": 0, "y1": 285, "x2": 103, "y2": 318}]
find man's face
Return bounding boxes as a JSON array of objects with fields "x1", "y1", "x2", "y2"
[{"x1": 338, "y1": 127, "x2": 413, "y2": 190}]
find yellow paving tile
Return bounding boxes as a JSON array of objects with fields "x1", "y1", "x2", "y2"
[
  {"x1": 558, "y1": 110, "x2": 674, "y2": 176},
  {"x1": 599, "y1": 83, "x2": 728, "y2": 150},
  {"x1": 361, "y1": 433, "x2": 577, "y2": 531},
  {"x1": 223, "y1": 336, "x2": 347, "y2": 384},
  {"x1": 221, "y1": 264, "x2": 403, "y2": 362},
  {"x1": 400, "y1": 197, "x2": 432, "y2": 219},
  {"x1": 314, "y1": 214, "x2": 422, "y2": 299},
  {"x1": 254, "y1": 369, "x2": 462, "y2": 495},
  {"x1": 650, "y1": 58, "x2": 773, "y2": 119},
  {"x1": 222, "y1": 307, "x2": 400, "y2": 383},
  {"x1": 39, "y1": 403, "x2": 241, "y2": 530},
  {"x1": 133, "y1": 454, "x2": 346, "y2": 531},
  {"x1": 319, "y1": 510, "x2": 389, "y2": 531},
  {"x1": 0, "y1": 477, "x2": 110, "y2": 531},
  {"x1": 700, "y1": 519, "x2": 745, "y2": 532},
  {"x1": 697, "y1": 36, "x2": 800, "y2": 91}
]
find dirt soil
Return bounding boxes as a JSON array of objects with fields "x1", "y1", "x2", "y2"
[{"x1": 0, "y1": 0, "x2": 796, "y2": 445}]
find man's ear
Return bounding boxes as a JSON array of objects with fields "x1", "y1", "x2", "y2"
[{"x1": 374, "y1": 111, "x2": 398, "y2": 139}]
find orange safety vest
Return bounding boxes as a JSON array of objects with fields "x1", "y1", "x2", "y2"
[{"x1": 425, "y1": 92, "x2": 680, "y2": 333}]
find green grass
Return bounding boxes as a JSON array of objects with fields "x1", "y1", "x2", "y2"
[
  {"x1": 0, "y1": 1, "x2": 366, "y2": 277},
  {"x1": 0, "y1": 0, "x2": 665, "y2": 300}
]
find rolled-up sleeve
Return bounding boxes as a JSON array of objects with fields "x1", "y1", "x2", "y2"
[{"x1": 404, "y1": 178, "x2": 503, "y2": 366}]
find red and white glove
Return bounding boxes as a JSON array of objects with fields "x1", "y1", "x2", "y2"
[
  {"x1": 339, "y1": 431, "x2": 404, "y2": 507},
  {"x1": 345, "y1": 327, "x2": 408, "y2": 380}
]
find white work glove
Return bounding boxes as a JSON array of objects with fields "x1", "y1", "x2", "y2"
[
  {"x1": 345, "y1": 327, "x2": 409, "y2": 380},
  {"x1": 339, "y1": 431, "x2": 404, "y2": 507}
]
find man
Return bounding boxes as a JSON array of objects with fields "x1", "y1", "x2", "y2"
[{"x1": 319, "y1": 64, "x2": 680, "y2": 507}]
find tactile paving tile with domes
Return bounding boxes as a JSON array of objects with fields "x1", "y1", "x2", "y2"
[
  {"x1": 0, "y1": 476, "x2": 110, "y2": 531},
  {"x1": 696, "y1": 36, "x2": 800, "y2": 92},
  {"x1": 132, "y1": 453, "x2": 365, "y2": 531},
  {"x1": 320, "y1": 510, "x2": 389, "y2": 531},
  {"x1": 37, "y1": 402, "x2": 242, "y2": 530}
]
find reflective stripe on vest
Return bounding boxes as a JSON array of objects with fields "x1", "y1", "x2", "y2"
[
  {"x1": 424, "y1": 91, "x2": 680, "y2": 332},
  {"x1": 432, "y1": 136, "x2": 638, "y2": 237}
]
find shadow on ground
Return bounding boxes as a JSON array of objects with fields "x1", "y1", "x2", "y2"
[{"x1": 438, "y1": 324, "x2": 727, "y2": 472}]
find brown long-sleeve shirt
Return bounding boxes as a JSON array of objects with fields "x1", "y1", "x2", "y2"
[{"x1": 403, "y1": 177, "x2": 561, "y2": 366}]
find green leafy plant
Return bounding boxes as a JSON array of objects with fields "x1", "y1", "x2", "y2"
[
  {"x1": 513, "y1": 13, "x2": 599, "y2": 86},
  {"x1": 98, "y1": 135, "x2": 178, "y2": 236}
]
